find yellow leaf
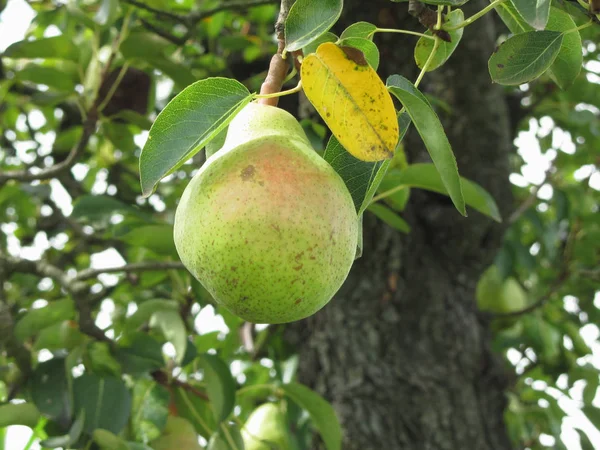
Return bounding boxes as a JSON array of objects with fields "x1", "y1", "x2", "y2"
[{"x1": 301, "y1": 42, "x2": 398, "y2": 162}]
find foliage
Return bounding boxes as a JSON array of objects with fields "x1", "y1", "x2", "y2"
[{"x1": 0, "y1": 0, "x2": 598, "y2": 449}]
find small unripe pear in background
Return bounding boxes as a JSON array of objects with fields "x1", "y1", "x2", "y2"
[
  {"x1": 174, "y1": 102, "x2": 358, "y2": 323},
  {"x1": 476, "y1": 266, "x2": 527, "y2": 329},
  {"x1": 150, "y1": 416, "x2": 202, "y2": 450},
  {"x1": 242, "y1": 403, "x2": 292, "y2": 450}
]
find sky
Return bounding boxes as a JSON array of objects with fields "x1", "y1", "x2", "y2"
[{"x1": 0, "y1": 0, "x2": 599, "y2": 449}]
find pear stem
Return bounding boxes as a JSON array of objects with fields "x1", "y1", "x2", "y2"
[{"x1": 257, "y1": 0, "x2": 295, "y2": 106}]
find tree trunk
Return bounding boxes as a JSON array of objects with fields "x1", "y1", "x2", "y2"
[{"x1": 288, "y1": 1, "x2": 516, "y2": 449}]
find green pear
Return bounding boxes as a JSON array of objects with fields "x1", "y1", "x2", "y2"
[
  {"x1": 150, "y1": 416, "x2": 202, "y2": 450},
  {"x1": 242, "y1": 403, "x2": 291, "y2": 450},
  {"x1": 476, "y1": 266, "x2": 504, "y2": 312},
  {"x1": 477, "y1": 266, "x2": 528, "y2": 329},
  {"x1": 174, "y1": 102, "x2": 358, "y2": 323},
  {"x1": 499, "y1": 277, "x2": 527, "y2": 313}
]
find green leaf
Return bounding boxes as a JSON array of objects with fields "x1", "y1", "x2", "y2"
[
  {"x1": 115, "y1": 333, "x2": 165, "y2": 374},
  {"x1": 391, "y1": 0, "x2": 469, "y2": 5},
  {"x1": 545, "y1": 7, "x2": 583, "y2": 90},
  {"x1": 150, "y1": 309, "x2": 187, "y2": 364},
  {"x1": 488, "y1": 31, "x2": 563, "y2": 85},
  {"x1": 512, "y1": 0, "x2": 551, "y2": 29},
  {"x1": 172, "y1": 387, "x2": 216, "y2": 439},
  {"x1": 139, "y1": 78, "x2": 252, "y2": 197},
  {"x1": 323, "y1": 112, "x2": 410, "y2": 213},
  {"x1": 386, "y1": 75, "x2": 465, "y2": 216},
  {"x1": 119, "y1": 225, "x2": 177, "y2": 256},
  {"x1": 582, "y1": 405, "x2": 600, "y2": 428},
  {"x1": 131, "y1": 379, "x2": 170, "y2": 443},
  {"x1": 4, "y1": 36, "x2": 80, "y2": 61},
  {"x1": 0, "y1": 403, "x2": 40, "y2": 428},
  {"x1": 41, "y1": 409, "x2": 85, "y2": 448},
  {"x1": 71, "y1": 195, "x2": 138, "y2": 220},
  {"x1": 367, "y1": 203, "x2": 411, "y2": 233},
  {"x1": 17, "y1": 64, "x2": 78, "y2": 91},
  {"x1": 303, "y1": 32, "x2": 338, "y2": 55},
  {"x1": 416, "y1": 10, "x2": 464, "y2": 72},
  {"x1": 93, "y1": 429, "x2": 129, "y2": 450},
  {"x1": 323, "y1": 135, "x2": 384, "y2": 212},
  {"x1": 125, "y1": 299, "x2": 179, "y2": 330},
  {"x1": 94, "y1": 0, "x2": 120, "y2": 27},
  {"x1": 73, "y1": 374, "x2": 132, "y2": 435},
  {"x1": 207, "y1": 423, "x2": 245, "y2": 450},
  {"x1": 109, "y1": 110, "x2": 153, "y2": 130},
  {"x1": 340, "y1": 21, "x2": 376, "y2": 40},
  {"x1": 86, "y1": 341, "x2": 122, "y2": 377},
  {"x1": 30, "y1": 358, "x2": 71, "y2": 420},
  {"x1": 285, "y1": 0, "x2": 343, "y2": 52},
  {"x1": 205, "y1": 126, "x2": 228, "y2": 159},
  {"x1": 575, "y1": 428, "x2": 596, "y2": 450},
  {"x1": 199, "y1": 354, "x2": 236, "y2": 423},
  {"x1": 338, "y1": 37, "x2": 379, "y2": 70},
  {"x1": 281, "y1": 383, "x2": 342, "y2": 450},
  {"x1": 14, "y1": 299, "x2": 75, "y2": 342},
  {"x1": 583, "y1": 377, "x2": 598, "y2": 405},
  {"x1": 494, "y1": 1, "x2": 531, "y2": 34},
  {"x1": 381, "y1": 164, "x2": 501, "y2": 221}
]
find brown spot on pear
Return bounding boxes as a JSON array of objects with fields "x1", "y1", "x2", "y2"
[{"x1": 174, "y1": 102, "x2": 357, "y2": 323}]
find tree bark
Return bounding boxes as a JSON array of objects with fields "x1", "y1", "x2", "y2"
[{"x1": 288, "y1": 1, "x2": 516, "y2": 449}]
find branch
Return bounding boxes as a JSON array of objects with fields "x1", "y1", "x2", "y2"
[
  {"x1": 0, "y1": 115, "x2": 97, "y2": 185},
  {"x1": 75, "y1": 261, "x2": 186, "y2": 281},
  {"x1": 151, "y1": 370, "x2": 209, "y2": 401},
  {"x1": 190, "y1": 0, "x2": 279, "y2": 23},
  {"x1": 139, "y1": 18, "x2": 188, "y2": 45},
  {"x1": 257, "y1": 0, "x2": 294, "y2": 106},
  {"x1": 1, "y1": 254, "x2": 108, "y2": 341},
  {"x1": 122, "y1": 0, "x2": 188, "y2": 23},
  {"x1": 488, "y1": 220, "x2": 578, "y2": 319},
  {"x1": 508, "y1": 168, "x2": 553, "y2": 225},
  {"x1": 0, "y1": 13, "x2": 130, "y2": 186}
]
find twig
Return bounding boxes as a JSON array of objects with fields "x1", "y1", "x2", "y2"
[
  {"x1": 489, "y1": 221, "x2": 578, "y2": 319},
  {"x1": 121, "y1": 0, "x2": 187, "y2": 23},
  {"x1": 508, "y1": 168, "x2": 553, "y2": 225},
  {"x1": 0, "y1": 12, "x2": 130, "y2": 186},
  {"x1": 152, "y1": 370, "x2": 210, "y2": 401},
  {"x1": 257, "y1": 0, "x2": 295, "y2": 106},
  {"x1": 139, "y1": 18, "x2": 188, "y2": 45},
  {"x1": 190, "y1": 0, "x2": 279, "y2": 24},
  {"x1": 75, "y1": 261, "x2": 186, "y2": 281},
  {"x1": 1, "y1": 254, "x2": 108, "y2": 341},
  {"x1": 0, "y1": 115, "x2": 97, "y2": 185}
]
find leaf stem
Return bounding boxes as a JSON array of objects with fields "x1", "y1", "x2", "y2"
[
  {"x1": 564, "y1": 21, "x2": 593, "y2": 34},
  {"x1": 444, "y1": 0, "x2": 508, "y2": 31},
  {"x1": 221, "y1": 423, "x2": 241, "y2": 450},
  {"x1": 373, "y1": 28, "x2": 435, "y2": 40},
  {"x1": 255, "y1": 81, "x2": 302, "y2": 99},
  {"x1": 236, "y1": 383, "x2": 277, "y2": 397},
  {"x1": 370, "y1": 184, "x2": 407, "y2": 205},
  {"x1": 414, "y1": 37, "x2": 440, "y2": 87},
  {"x1": 435, "y1": 5, "x2": 443, "y2": 30}
]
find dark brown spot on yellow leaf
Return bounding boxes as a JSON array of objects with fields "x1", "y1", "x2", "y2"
[{"x1": 340, "y1": 45, "x2": 368, "y2": 66}]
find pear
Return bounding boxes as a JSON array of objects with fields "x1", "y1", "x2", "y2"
[
  {"x1": 242, "y1": 403, "x2": 291, "y2": 450},
  {"x1": 150, "y1": 416, "x2": 202, "y2": 450},
  {"x1": 174, "y1": 102, "x2": 358, "y2": 323},
  {"x1": 476, "y1": 266, "x2": 528, "y2": 329}
]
